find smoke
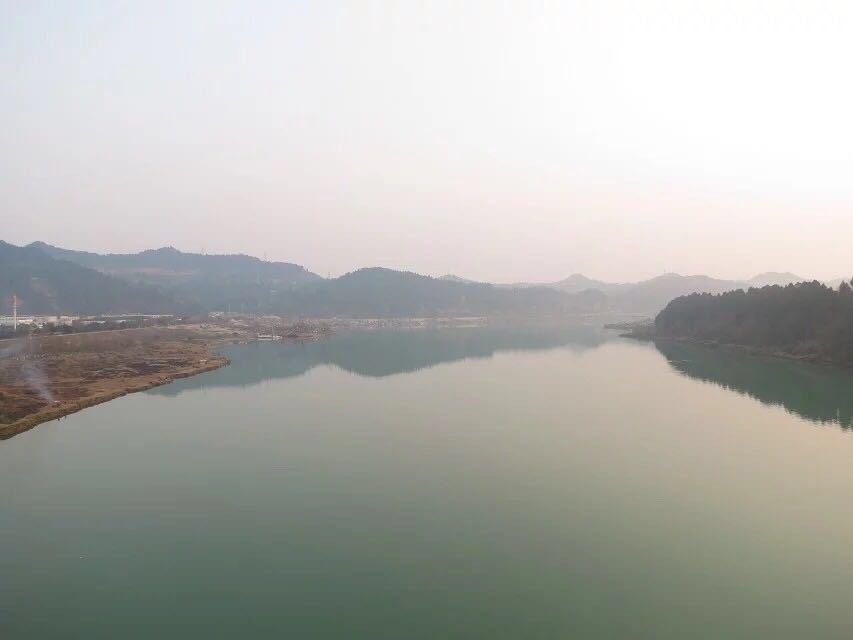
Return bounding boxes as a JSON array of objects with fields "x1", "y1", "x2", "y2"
[
  {"x1": 1, "y1": 339, "x2": 55, "y2": 404},
  {"x1": 20, "y1": 361, "x2": 55, "y2": 404}
]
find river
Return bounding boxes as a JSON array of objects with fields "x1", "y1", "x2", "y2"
[{"x1": 4, "y1": 325, "x2": 853, "y2": 638}]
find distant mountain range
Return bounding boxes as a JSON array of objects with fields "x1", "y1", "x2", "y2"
[
  {"x1": 3, "y1": 242, "x2": 602, "y2": 317},
  {"x1": 497, "y1": 273, "x2": 633, "y2": 295},
  {"x1": 270, "y1": 267, "x2": 605, "y2": 317},
  {"x1": 2, "y1": 240, "x2": 835, "y2": 318},
  {"x1": 441, "y1": 270, "x2": 811, "y2": 314}
]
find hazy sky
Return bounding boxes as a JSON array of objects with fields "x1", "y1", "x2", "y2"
[{"x1": 2, "y1": 1, "x2": 852, "y2": 282}]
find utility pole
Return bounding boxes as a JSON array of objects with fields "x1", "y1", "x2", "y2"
[{"x1": 12, "y1": 294, "x2": 17, "y2": 332}]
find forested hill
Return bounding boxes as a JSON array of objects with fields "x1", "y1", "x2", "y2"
[
  {"x1": 29, "y1": 242, "x2": 320, "y2": 287},
  {"x1": 0, "y1": 241, "x2": 186, "y2": 315},
  {"x1": 654, "y1": 280, "x2": 853, "y2": 364}
]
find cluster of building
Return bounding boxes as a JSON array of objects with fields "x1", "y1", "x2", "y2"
[
  {"x1": 0, "y1": 314, "x2": 78, "y2": 328},
  {"x1": 0, "y1": 314, "x2": 175, "y2": 330}
]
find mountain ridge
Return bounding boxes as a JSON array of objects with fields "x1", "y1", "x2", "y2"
[
  {"x1": 28, "y1": 242, "x2": 320, "y2": 284},
  {"x1": 0, "y1": 241, "x2": 187, "y2": 315},
  {"x1": 6, "y1": 243, "x2": 604, "y2": 317},
  {"x1": 10, "y1": 241, "x2": 829, "y2": 317},
  {"x1": 485, "y1": 270, "x2": 809, "y2": 313}
]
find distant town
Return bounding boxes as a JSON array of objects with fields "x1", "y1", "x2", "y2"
[{"x1": 0, "y1": 313, "x2": 174, "y2": 330}]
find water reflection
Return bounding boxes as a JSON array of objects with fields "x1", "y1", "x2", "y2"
[
  {"x1": 656, "y1": 339, "x2": 853, "y2": 429},
  {"x1": 151, "y1": 324, "x2": 609, "y2": 396}
]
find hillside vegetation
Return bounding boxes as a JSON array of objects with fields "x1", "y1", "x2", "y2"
[
  {"x1": 30, "y1": 242, "x2": 319, "y2": 286},
  {"x1": 29, "y1": 242, "x2": 319, "y2": 313},
  {"x1": 0, "y1": 241, "x2": 186, "y2": 315},
  {"x1": 654, "y1": 280, "x2": 853, "y2": 364}
]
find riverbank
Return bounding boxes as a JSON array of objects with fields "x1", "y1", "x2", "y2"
[
  {"x1": 0, "y1": 325, "x2": 248, "y2": 440},
  {"x1": 619, "y1": 324, "x2": 843, "y2": 368}
]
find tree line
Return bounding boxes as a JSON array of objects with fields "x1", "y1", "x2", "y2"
[{"x1": 655, "y1": 280, "x2": 853, "y2": 364}]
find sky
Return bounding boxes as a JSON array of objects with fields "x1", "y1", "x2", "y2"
[{"x1": 2, "y1": 1, "x2": 852, "y2": 283}]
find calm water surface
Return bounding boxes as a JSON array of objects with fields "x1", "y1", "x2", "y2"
[{"x1": 4, "y1": 326, "x2": 853, "y2": 638}]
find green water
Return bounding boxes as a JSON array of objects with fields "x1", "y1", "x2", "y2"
[{"x1": 4, "y1": 326, "x2": 853, "y2": 638}]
